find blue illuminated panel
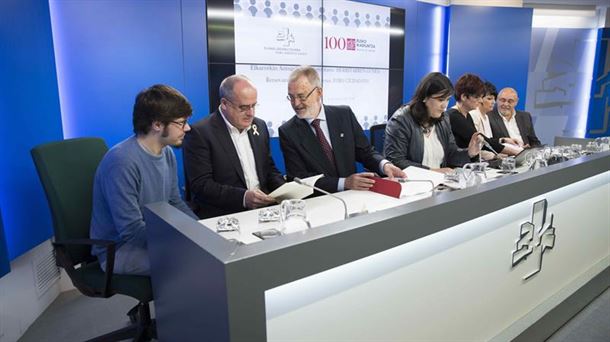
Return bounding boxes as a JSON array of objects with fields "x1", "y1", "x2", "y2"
[
  {"x1": 586, "y1": 28, "x2": 610, "y2": 138},
  {"x1": 0, "y1": 0, "x2": 64, "y2": 260},
  {"x1": 447, "y1": 5, "x2": 533, "y2": 105}
]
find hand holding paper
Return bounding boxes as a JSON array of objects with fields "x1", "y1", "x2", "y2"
[{"x1": 268, "y1": 174, "x2": 323, "y2": 201}]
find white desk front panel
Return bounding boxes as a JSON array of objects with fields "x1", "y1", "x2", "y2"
[{"x1": 266, "y1": 172, "x2": 610, "y2": 341}]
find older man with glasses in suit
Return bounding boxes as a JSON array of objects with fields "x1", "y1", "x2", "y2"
[{"x1": 279, "y1": 65, "x2": 405, "y2": 194}]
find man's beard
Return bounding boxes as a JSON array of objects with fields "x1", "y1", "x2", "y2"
[{"x1": 161, "y1": 126, "x2": 183, "y2": 148}]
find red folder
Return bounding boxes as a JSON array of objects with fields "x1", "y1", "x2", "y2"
[{"x1": 369, "y1": 177, "x2": 402, "y2": 198}]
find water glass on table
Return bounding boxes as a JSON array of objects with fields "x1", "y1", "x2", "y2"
[
  {"x1": 280, "y1": 199, "x2": 311, "y2": 234},
  {"x1": 500, "y1": 156, "x2": 516, "y2": 174}
]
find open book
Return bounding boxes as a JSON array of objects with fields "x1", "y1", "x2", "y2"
[{"x1": 268, "y1": 174, "x2": 324, "y2": 201}]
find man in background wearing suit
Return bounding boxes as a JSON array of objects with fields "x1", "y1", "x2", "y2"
[
  {"x1": 279, "y1": 66, "x2": 405, "y2": 194},
  {"x1": 183, "y1": 75, "x2": 285, "y2": 219},
  {"x1": 488, "y1": 87, "x2": 541, "y2": 148}
]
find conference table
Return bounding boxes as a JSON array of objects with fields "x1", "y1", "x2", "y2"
[{"x1": 145, "y1": 151, "x2": 609, "y2": 342}]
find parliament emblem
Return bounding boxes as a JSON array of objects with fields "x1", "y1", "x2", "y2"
[{"x1": 511, "y1": 199, "x2": 557, "y2": 280}]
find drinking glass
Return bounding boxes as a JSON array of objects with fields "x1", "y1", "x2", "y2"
[
  {"x1": 569, "y1": 144, "x2": 583, "y2": 158},
  {"x1": 530, "y1": 155, "x2": 548, "y2": 170},
  {"x1": 595, "y1": 137, "x2": 610, "y2": 151},
  {"x1": 585, "y1": 141, "x2": 601, "y2": 153},
  {"x1": 215, "y1": 216, "x2": 242, "y2": 244},
  {"x1": 279, "y1": 199, "x2": 310, "y2": 234},
  {"x1": 216, "y1": 216, "x2": 240, "y2": 233},
  {"x1": 501, "y1": 156, "x2": 516, "y2": 174},
  {"x1": 463, "y1": 162, "x2": 488, "y2": 186},
  {"x1": 547, "y1": 147, "x2": 567, "y2": 165}
]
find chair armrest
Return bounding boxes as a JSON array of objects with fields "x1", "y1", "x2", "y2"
[{"x1": 53, "y1": 238, "x2": 117, "y2": 298}]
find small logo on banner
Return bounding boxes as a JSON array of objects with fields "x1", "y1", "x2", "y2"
[
  {"x1": 511, "y1": 199, "x2": 557, "y2": 280},
  {"x1": 346, "y1": 38, "x2": 356, "y2": 50},
  {"x1": 276, "y1": 28, "x2": 295, "y2": 47}
]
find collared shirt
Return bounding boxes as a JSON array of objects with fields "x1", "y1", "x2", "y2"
[
  {"x1": 469, "y1": 108, "x2": 493, "y2": 138},
  {"x1": 219, "y1": 107, "x2": 260, "y2": 207},
  {"x1": 422, "y1": 125, "x2": 444, "y2": 169},
  {"x1": 307, "y1": 105, "x2": 390, "y2": 191},
  {"x1": 501, "y1": 111, "x2": 524, "y2": 146},
  {"x1": 305, "y1": 105, "x2": 333, "y2": 148}
]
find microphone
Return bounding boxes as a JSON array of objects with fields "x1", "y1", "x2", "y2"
[
  {"x1": 482, "y1": 140, "x2": 499, "y2": 155},
  {"x1": 293, "y1": 177, "x2": 360, "y2": 219},
  {"x1": 477, "y1": 133, "x2": 499, "y2": 156}
]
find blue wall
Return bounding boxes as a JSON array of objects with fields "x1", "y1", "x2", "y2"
[
  {"x1": 0, "y1": 0, "x2": 64, "y2": 260},
  {"x1": 586, "y1": 28, "x2": 610, "y2": 138},
  {"x1": 447, "y1": 5, "x2": 533, "y2": 107},
  {"x1": 0, "y1": 208, "x2": 9, "y2": 278},
  {"x1": 49, "y1": 0, "x2": 209, "y2": 195}
]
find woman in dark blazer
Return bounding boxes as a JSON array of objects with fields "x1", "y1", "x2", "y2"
[
  {"x1": 384, "y1": 72, "x2": 481, "y2": 173},
  {"x1": 448, "y1": 74, "x2": 506, "y2": 160}
]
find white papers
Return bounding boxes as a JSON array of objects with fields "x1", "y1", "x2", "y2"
[
  {"x1": 397, "y1": 166, "x2": 445, "y2": 197},
  {"x1": 403, "y1": 166, "x2": 445, "y2": 187},
  {"x1": 269, "y1": 174, "x2": 324, "y2": 201}
]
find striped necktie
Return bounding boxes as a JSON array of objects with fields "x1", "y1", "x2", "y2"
[{"x1": 311, "y1": 119, "x2": 337, "y2": 172}]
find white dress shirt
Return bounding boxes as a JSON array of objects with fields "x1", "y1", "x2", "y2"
[
  {"x1": 469, "y1": 108, "x2": 493, "y2": 138},
  {"x1": 501, "y1": 112, "x2": 524, "y2": 146},
  {"x1": 219, "y1": 108, "x2": 260, "y2": 207},
  {"x1": 422, "y1": 126, "x2": 444, "y2": 169}
]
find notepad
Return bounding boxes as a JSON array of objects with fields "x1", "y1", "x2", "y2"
[{"x1": 369, "y1": 177, "x2": 402, "y2": 198}]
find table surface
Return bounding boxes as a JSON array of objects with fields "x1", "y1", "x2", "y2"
[{"x1": 199, "y1": 166, "x2": 527, "y2": 245}]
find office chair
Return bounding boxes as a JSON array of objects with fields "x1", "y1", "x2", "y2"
[
  {"x1": 31, "y1": 137, "x2": 155, "y2": 342},
  {"x1": 370, "y1": 123, "x2": 387, "y2": 154}
]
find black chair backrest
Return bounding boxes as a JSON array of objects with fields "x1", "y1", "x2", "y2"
[
  {"x1": 31, "y1": 138, "x2": 108, "y2": 265},
  {"x1": 370, "y1": 123, "x2": 387, "y2": 154}
]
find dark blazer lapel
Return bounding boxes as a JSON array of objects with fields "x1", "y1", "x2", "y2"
[
  {"x1": 492, "y1": 109, "x2": 510, "y2": 138},
  {"x1": 295, "y1": 116, "x2": 333, "y2": 173},
  {"x1": 210, "y1": 112, "x2": 246, "y2": 185},
  {"x1": 515, "y1": 112, "x2": 530, "y2": 145},
  {"x1": 325, "y1": 106, "x2": 347, "y2": 174},
  {"x1": 248, "y1": 120, "x2": 266, "y2": 185}
]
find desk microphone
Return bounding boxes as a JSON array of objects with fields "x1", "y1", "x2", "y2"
[
  {"x1": 482, "y1": 140, "x2": 499, "y2": 155},
  {"x1": 293, "y1": 177, "x2": 361, "y2": 219},
  {"x1": 478, "y1": 133, "x2": 499, "y2": 155},
  {"x1": 395, "y1": 178, "x2": 436, "y2": 194}
]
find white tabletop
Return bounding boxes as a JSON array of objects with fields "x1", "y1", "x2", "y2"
[{"x1": 198, "y1": 166, "x2": 528, "y2": 244}]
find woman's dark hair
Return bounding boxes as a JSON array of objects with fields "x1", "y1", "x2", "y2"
[
  {"x1": 454, "y1": 73, "x2": 485, "y2": 102},
  {"x1": 407, "y1": 72, "x2": 454, "y2": 126},
  {"x1": 483, "y1": 81, "x2": 497, "y2": 99},
  {"x1": 132, "y1": 84, "x2": 192, "y2": 135}
]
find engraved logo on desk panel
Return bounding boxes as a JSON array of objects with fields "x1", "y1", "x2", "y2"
[{"x1": 511, "y1": 199, "x2": 556, "y2": 280}]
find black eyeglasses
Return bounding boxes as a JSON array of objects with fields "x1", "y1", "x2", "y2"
[
  {"x1": 287, "y1": 87, "x2": 318, "y2": 103},
  {"x1": 169, "y1": 120, "x2": 189, "y2": 129}
]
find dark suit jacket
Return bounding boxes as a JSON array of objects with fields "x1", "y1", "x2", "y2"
[
  {"x1": 278, "y1": 105, "x2": 384, "y2": 193},
  {"x1": 488, "y1": 109, "x2": 541, "y2": 147},
  {"x1": 384, "y1": 105, "x2": 471, "y2": 170},
  {"x1": 183, "y1": 111, "x2": 285, "y2": 218}
]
